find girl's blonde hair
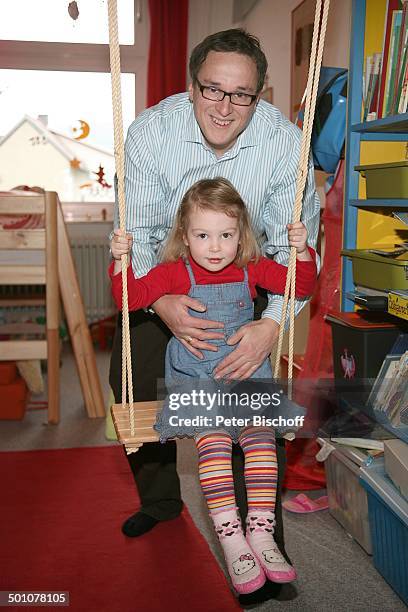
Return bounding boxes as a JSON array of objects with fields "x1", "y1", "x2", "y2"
[{"x1": 161, "y1": 178, "x2": 260, "y2": 267}]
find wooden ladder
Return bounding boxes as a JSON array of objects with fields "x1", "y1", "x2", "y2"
[{"x1": 0, "y1": 191, "x2": 106, "y2": 423}]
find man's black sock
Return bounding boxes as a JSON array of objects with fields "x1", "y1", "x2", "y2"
[{"x1": 121, "y1": 512, "x2": 159, "y2": 537}]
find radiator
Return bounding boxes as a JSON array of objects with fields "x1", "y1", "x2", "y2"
[
  {"x1": 0, "y1": 238, "x2": 116, "y2": 325},
  {"x1": 69, "y1": 236, "x2": 116, "y2": 324}
]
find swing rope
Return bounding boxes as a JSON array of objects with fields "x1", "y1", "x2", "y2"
[
  {"x1": 107, "y1": 0, "x2": 135, "y2": 437},
  {"x1": 273, "y1": 0, "x2": 330, "y2": 397},
  {"x1": 107, "y1": 0, "x2": 330, "y2": 446}
]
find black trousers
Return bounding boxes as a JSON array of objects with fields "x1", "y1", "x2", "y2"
[{"x1": 109, "y1": 299, "x2": 287, "y2": 550}]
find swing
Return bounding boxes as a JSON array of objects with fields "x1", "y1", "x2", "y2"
[{"x1": 107, "y1": 0, "x2": 331, "y2": 454}]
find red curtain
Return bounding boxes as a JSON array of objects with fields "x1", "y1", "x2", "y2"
[{"x1": 147, "y1": 0, "x2": 189, "y2": 107}]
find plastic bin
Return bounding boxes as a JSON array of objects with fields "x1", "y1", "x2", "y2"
[
  {"x1": 355, "y1": 160, "x2": 408, "y2": 198},
  {"x1": 326, "y1": 311, "x2": 400, "y2": 396},
  {"x1": 317, "y1": 438, "x2": 372, "y2": 553},
  {"x1": 341, "y1": 249, "x2": 408, "y2": 291},
  {"x1": 360, "y1": 459, "x2": 408, "y2": 605}
]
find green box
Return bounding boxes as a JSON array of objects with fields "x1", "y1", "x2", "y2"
[
  {"x1": 342, "y1": 249, "x2": 408, "y2": 291},
  {"x1": 355, "y1": 161, "x2": 408, "y2": 198}
]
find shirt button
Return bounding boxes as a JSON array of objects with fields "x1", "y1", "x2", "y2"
[{"x1": 238, "y1": 301, "x2": 245, "y2": 307}]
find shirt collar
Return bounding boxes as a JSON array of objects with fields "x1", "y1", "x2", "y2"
[{"x1": 183, "y1": 107, "x2": 204, "y2": 144}]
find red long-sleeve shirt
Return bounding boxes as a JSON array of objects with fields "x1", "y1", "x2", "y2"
[{"x1": 109, "y1": 248, "x2": 317, "y2": 311}]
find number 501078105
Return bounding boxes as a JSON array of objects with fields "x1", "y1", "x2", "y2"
[{"x1": 0, "y1": 592, "x2": 69, "y2": 606}]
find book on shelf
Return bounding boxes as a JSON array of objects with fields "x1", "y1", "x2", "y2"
[
  {"x1": 396, "y1": 16, "x2": 408, "y2": 112},
  {"x1": 397, "y1": 57, "x2": 408, "y2": 112},
  {"x1": 384, "y1": 9, "x2": 402, "y2": 116},
  {"x1": 382, "y1": 351, "x2": 408, "y2": 425},
  {"x1": 390, "y1": 1, "x2": 408, "y2": 114},
  {"x1": 363, "y1": 53, "x2": 382, "y2": 121},
  {"x1": 367, "y1": 349, "x2": 408, "y2": 427},
  {"x1": 376, "y1": 0, "x2": 408, "y2": 119}
]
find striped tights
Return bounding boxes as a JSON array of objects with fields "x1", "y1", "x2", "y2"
[{"x1": 196, "y1": 427, "x2": 277, "y2": 512}]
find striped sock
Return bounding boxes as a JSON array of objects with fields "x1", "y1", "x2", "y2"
[
  {"x1": 238, "y1": 427, "x2": 277, "y2": 510},
  {"x1": 239, "y1": 427, "x2": 296, "y2": 583},
  {"x1": 196, "y1": 432, "x2": 235, "y2": 511}
]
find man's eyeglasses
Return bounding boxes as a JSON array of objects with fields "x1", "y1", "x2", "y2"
[{"x1": 196, "y1": 80, "x2": 257, "y2": 107}]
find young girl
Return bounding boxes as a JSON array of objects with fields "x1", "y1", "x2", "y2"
[{"x1": 110, "y1": 178, "x2": 317, "y2": 595}]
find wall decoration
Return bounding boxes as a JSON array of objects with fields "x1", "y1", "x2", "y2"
[
  {"x1": 94, "y1": 165, "x2": 112, "y2": 189},
  {"x1": 68, "y1": 1, "x2": 79, "y2": 21},
  {"x1": 70, "y1": 158, "x2": 81, "y2": 169},
  {"x1": 291, "y1": 0, "x2": 316, "y2": 122},
  {"x1": 72, "y1": 119, "x2": 90, "y2": 140}
]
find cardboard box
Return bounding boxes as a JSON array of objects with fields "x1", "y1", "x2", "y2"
[{"x1": 384, "y1": 439, "x2": 408, "y2": 501}]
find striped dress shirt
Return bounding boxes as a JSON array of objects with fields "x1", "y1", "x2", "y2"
[{"x1": 119, "y1": 92, "x2": 320, "y2": 323}]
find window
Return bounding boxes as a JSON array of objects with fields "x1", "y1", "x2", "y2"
[
  {"x1": 0, "y1": 69, "x2": 135, "y2": 151},
  {"x1": 0, "y1": 0, "x2": 148, "y2": 201},
  {"x1": 0, "y1": 0, "x2": 135, "y2": 44}
]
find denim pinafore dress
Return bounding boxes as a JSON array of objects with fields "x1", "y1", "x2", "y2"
[
  {"x1": 154, "y1": 259, "x2": 305, "y2": 442},
  {"x1": 165, "y1": 259, "x2": 273, "y2": 382}
]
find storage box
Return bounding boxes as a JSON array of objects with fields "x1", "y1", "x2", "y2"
[
  {"x1": 360, "y1": 459, "x2": 408, "y2": 605},
  {"x1": 0, "y1": 376, "x2": 28, "y2": 420},
  {"x1": 326, "y1": 311, "x2": 400, "y2": 396},
  {"x1": 341, "y1": 249, "x2": 408, "y2": 291},
  {"x1": 317, "y1": 438, "x2": 372, "y2": 553},
  {"x1": 384, "y1": 439, "x2": 408, "y2": 500},
  {"x1": 355, "y1": 160, "x2": 408, "y2": 198}
]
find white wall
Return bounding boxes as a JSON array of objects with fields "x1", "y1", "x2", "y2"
[
  {"x1": 242, "y1": 0, "x2": 352, "y2": 118},
  {"x1": 187, "y1": 0, "x2": 234, "y2": 80},
  {"x1": 187, "y1": 0, "x2": 351, "y2": 115}
]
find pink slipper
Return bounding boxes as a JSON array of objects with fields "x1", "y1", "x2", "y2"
[{"x1": 283, "y1": 493, "x2": 329, "y2": 513}]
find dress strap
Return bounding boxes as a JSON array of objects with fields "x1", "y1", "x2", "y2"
[{"x1": 183, "y1": 257, "x2": 197, "y2": 287}]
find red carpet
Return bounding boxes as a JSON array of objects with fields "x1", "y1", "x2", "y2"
[{"x1": 0, "y1": 446, "x2": 241, "y2": 612}]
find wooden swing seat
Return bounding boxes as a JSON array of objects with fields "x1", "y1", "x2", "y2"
[{"x1": 111, "y1": 400, "x2": 162, "y2": 451}]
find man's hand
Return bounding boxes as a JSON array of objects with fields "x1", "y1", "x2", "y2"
[
  {"x1": 213, "y1": 318, "x2": 279, "y2": 380},
  {"x1": 152, "y1": 294, "x2": 224, "y2": 359}
]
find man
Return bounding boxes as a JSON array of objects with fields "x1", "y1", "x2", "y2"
[{"x1": 110, "y1": 26, "x2": 319, "y2": 581}]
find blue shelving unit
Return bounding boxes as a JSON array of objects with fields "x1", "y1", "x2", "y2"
[
  {"x1": 349, "y1": 199, "x2": 407, "y2": 208},
  {"x1": 352, "y1": 113, "x2": 408, "y2": 135},
  {"x1": 341, "y1": 0, "x2": 408, "y2": 312}
]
